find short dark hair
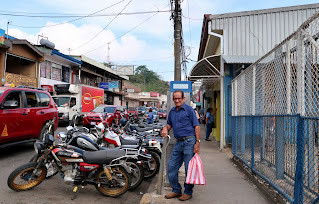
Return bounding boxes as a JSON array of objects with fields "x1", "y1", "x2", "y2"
[
  {"x1": 207, "y1": 108, "x2": 212, "y2": 112},
  {"x1": 173, "y1": 90, "x2": 184, "y2": 98},
  {"x1": 149, "y1": 108, "x2": 152, "y2": 112}
]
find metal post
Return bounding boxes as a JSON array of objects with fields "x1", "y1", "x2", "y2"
[
  {"x1": 251, "y1": 117, "x2": 255, "y2": 170},
  {"x1": 252, "y1": 66, "x2": 256, "y2": 115},
  {"x1": 294, "y1": 114, "x2": 305, "y2": 204},
  {"x1": 220, "y1": 57, "x2": 224, "y2": 150},
  {"x1": 156, "y1": 137, "x2": 168, "y2": 194},
  {"x1": 174, "y1": 0, "x2": 181, "y2": 81},
  {"x1": 286, "y1": 42, "x2": 291, "y2": 114},
  {"x1": 275, "y1": 116, "x2": 284, "y2": 179}
]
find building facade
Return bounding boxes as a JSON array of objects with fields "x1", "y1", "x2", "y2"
[{"x1": 189, "y1": 3, "x2": 319, "y2": 149}]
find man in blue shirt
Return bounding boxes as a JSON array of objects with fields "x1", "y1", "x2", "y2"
[{"x1": 161, "y1": 90, "x2": 200, "y2": 201}]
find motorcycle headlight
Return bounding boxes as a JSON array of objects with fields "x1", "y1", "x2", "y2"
[
  {"x1": 58, "y1": 132, "x2": 67, "y2": 143},
  {"x1": 34, "y1": 142, "x2": 45, "y2": 154}
]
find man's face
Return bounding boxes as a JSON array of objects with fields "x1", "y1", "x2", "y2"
[{"x1": 173, "y1": 92, "x2": 185, "y2": 107}]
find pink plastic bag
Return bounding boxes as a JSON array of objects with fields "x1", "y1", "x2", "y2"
[{"x1": 185, "y1": 153, "x2": 206, "y2": 185}]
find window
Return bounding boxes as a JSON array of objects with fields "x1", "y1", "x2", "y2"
[
  {"x1": 40, "y1": 61, "x2": 52, "y2": 79},
  {"x1": 52, "y1": 63, "x2": 62, "y2": 81},
  {"x1": 62, "y1": 66, "x2": 70, "y2": 83},
  {"x1": 25, "y1": 92, "x2": 38, "y2": 108},
  {"x1": 37, "y1": 92, "x2": 50, "y2": 107},
  {"x1": 3, "y1": 91, "x2": 22, "y2": 109},
  {"x1": 70, "y1": 97, "x2": 76, "y2": 107}
]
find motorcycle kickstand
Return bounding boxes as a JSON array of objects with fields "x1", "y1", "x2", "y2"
[{"x1": 71, "y1": 185, "x2": 83, "y2": 200}]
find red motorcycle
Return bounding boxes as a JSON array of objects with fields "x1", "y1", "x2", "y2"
[{"x1": 7, "y1": 120, "x2": 131, "y2": 199}]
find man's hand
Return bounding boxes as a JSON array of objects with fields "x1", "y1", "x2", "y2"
[
  {"x1": 161, "y1": 124, "x2": 171, "y2": 137},
  {"x1": 193, "y1": 142, "x2": 200, "y2": 154},
  {"x1": 161, "y1": 127, "x2": 168, "y2": 137}
]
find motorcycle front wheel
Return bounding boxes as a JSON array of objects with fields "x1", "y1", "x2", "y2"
[
  {"x1": 143, "y1": 151, "x2": 160, "y2": 180},
  {"x1": 126, "y1": 160, "x2": 144, "y2": 190},
  {"x1": 7, "y1": 162, "x2": 47, "y2": 191},
  {"x1": 29, "y1": 154, "x2": 59, "y2": 179},
  {"x1": 95, "y1": 166, "x2": 131, "y2": 197}
]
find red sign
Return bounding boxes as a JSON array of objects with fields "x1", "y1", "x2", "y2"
[
  {"x1": 150, "y1": 92, "x2": 157, "y2": 97},
  {"x1": 81, "y1": 86, "x2": 104, "y2": 112},
  {"x1": 41, "y1": 85, "x2": 53, "y2": 92}
]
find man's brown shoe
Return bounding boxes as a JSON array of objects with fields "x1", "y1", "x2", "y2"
[
  {"x1": 165, "y1": 192, "x2": 182, "y2": 199},
  {"x1": 178, "y1": 194, "x2": 192, "y2": 201}
]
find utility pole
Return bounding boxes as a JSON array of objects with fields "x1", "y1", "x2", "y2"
[{"x1": 174, "y1": 0, "x2": 182, "y2": 81}]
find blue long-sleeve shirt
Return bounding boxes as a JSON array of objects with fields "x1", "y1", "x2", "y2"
[{"x1": 167, "y1": 103, "x2": 199, "y2": 138}]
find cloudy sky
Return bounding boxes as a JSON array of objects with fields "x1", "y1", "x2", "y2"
[{"x1": 1, "y1": 0, "x2": 319, "y2": 81}]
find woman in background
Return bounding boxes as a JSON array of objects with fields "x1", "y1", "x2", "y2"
[
  {"x1": 146, "y1": 108, "x2": 154, "y2": 124},
  {"x1": 205, "y1": 108, "x2": 213, "y2": 141}
]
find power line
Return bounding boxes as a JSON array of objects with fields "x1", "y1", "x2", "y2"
[
  {"x1": 10, "y1": 0, "x2": 126, "y2": 29},
  {"x1": 71, "y1": 0, "x2": 133, "y2": 51},
  {"x1": 0, "y1": 10, "x2": 170, "y2": 18},
  {"x1": 114, "y1": 55, "x2": 174, "y2": 63},
  {"x1": 83, "y1": 6, "x2": 167, "y2": 54},
  {"x1": 182, "y1": 14, "x2": 202, "y2": 20},
  {"x1": 186, "y1": 0, "x2": 192, "y2": 47}
]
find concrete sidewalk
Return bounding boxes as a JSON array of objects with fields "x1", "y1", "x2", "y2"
[{"x1": 140, "y1": 124, "x2": 271, "y2": 204}]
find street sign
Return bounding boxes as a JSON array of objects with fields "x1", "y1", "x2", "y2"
[{"x1": 170, "y1": 81, "x2": 192, "y2": 96}]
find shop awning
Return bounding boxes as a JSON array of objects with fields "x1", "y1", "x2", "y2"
[
  {"x1": 81, "y1": 68, "x2": 103, "y2": 77},
  {"x1": 188, "y1": 55, "x2": 222, "y2": 86}
]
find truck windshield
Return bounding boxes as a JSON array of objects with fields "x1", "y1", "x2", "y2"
[
  {"x1": 93, "y1": 106, "x2": 116, "y2": 113},
  {"x1": 53, "y1": 97, "x2": 70, "y2": 107}
]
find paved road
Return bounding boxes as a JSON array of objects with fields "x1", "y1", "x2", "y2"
[{"x1": 0, "y1": 120, "x2": 166, "y2": 204}]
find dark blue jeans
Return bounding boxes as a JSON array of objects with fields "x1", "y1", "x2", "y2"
[
  {"x1": 206, "y1": 122, "x2": 212, "y2": 140},
  {"x1": 167, "y1": 136, "x2": 195, "y2": 195}
]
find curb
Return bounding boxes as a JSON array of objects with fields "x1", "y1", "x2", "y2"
[
  {"x1": 140, "y1": 174, "x2": 160, "y2": 204},
  {"x1": 231, "y1": 156, "x2": 287, "y2": 204}
]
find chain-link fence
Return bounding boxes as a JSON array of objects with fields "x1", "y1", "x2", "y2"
[{"x1": 232, "y1": 12, "x2": 319, "y2": 204}]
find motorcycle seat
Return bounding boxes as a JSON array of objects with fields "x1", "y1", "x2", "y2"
[
  {"x1": 120, "y1": 136, "x2": 140, "y2": 145},
  {"x1": 135, "y1": 126, "x2": 154, "y2": 132},
  {"x1": 121, "y1": 145, "x2": 140, "y2": 149},
  {"x1": 83, "y1": 149, "x2": 126, "y2": 164},
  {"x1": 137, "y1": 131, "x2": 151, "y2": 136}
]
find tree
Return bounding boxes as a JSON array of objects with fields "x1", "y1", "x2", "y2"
[{"x1": 129, "y1": 65, "x2": 169, "y2": 94}]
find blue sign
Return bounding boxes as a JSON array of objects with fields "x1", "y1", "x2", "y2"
[
  {"x1": 99, "y1": 82, "x2": 109, "y2": 90},
  {"x1": 109, "y1": 81, "x2": 118, "y2": 88},
  {"x1": 170, "y1": 81, "x2": 192, "y2": 96}
]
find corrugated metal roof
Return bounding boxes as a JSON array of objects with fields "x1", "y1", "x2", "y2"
[
  {"x1": 207, "y1": 4, "x2": 319, "y2": 57},
  {"x1": 223, "y1": 55, "x2": 260, "y2": 64}
]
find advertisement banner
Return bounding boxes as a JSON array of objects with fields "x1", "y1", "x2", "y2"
[
  {"x1": 81, "y1": 86, "x2": 104, "y2": 112},
  {"x1": 5, "y1": 72, "x2": 37, "y2": 87},
  {"x1": 0, "y1": 29, "x2": 5, "y2": 44},
  {"x1": 116, "y1": 65, "x2": 134, "y2": 76},
  {"x1": 99, "y1": 82, "x2": 109, "y2": 90},
  {"x1": 150, "y1": 92, "x2": 158, "y2": 97},
  {"x1": 109, "y1": 81, "x2": 119, "y2": 88},
  {"x1": 41, "y1": 85, "x2": 54, "y2": 92}
]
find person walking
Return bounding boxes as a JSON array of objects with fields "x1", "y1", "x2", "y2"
[
  {"x1": 205, "y1": 108, "x2": 214, "y2": 141},
  {"x1": 161, "y1": 90, "x2": 200, "y2": 201},
  {"x1": 146, "y1": 108, "x2": 154, "y2": 124}
]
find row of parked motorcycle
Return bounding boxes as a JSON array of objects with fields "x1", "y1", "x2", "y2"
[{"x1": 7, "y1": 114, "x2": 167, "y2": 199}]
